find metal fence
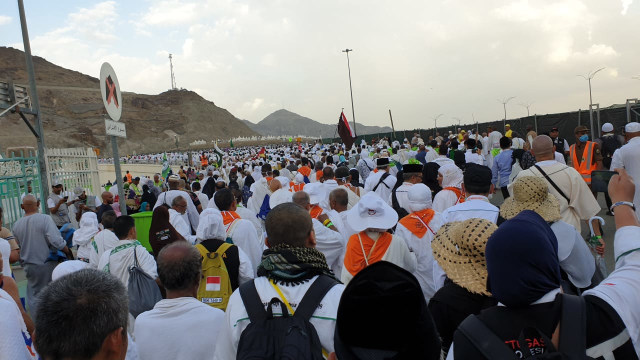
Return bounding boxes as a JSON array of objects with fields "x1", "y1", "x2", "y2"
[
  {"x1": 323, "y1": 102, "x2": 640, "y2": 146},
  {"x1": 0, "y1": 152, "x2": 44, "y2": 229},
  {"x1": 45, "y1": 147, "x2": 101, "y2": 200}
]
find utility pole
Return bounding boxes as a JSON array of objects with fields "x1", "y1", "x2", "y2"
[
  {"x1": 342, "y1": 49, "x2": 357, "y2": 136},
  {"x1": 498, "y1": 96, "x2": 516, "y2": 132},
  {"x1": 578, "y1": 68, "x2": 605, "y2": 140},
  {"x1": 18, "y1": 0, "x2": 49, "y2": 204},
  {"x1": 169, "y1": 54, "x2": 177, "y2": 90}
]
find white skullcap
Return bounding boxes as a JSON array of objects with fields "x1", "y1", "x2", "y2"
[
  {"x1": 52, "y1": 260, "x2": 89, "y2": 281},
  {"x1": 601, "y1": 123, "x2": 614, "y2": 133},
  {"x1": 625, "y1": 122, "x2": 640, "y2": 133}
]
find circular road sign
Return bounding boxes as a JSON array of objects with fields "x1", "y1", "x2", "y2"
[{"x1": 100, "y1": 62, "x2": 122, "y2": 121}]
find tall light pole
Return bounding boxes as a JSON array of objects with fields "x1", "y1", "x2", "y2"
[
  {"x1": 498, "y1": 96, "x2": 516, "y2": 132},
  {"x1": 519, "y1": 102, "x2": 533, "y2": 116},
  {"x1": 432, "y1": 113, "x2": 444, "y2": 137},
  {"x1": 578, "y1": 68, "x2": 605, "y2": 140},
  {"x1": 342, "y1": 49, "x2": 357, "y2": 136}
]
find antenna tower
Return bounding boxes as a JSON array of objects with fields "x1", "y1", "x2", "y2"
[{"x1": 169, "y1": 54, "x2": 177, "y2": 90}]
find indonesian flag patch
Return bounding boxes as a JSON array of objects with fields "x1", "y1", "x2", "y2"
[{"x1": 206, "y1": 276, "x2": 221, "y2": 291}]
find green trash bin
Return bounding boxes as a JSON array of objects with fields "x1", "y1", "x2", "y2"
[{"x1": 131, "y1": 212, "x2": 153, "y2": 252}]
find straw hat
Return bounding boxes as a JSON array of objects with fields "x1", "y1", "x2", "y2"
[
  {"x1": 431, "y1": 218, "x2": 497, "y2": 295},
  {"x1": 500, "y1": 176, "x2": 561, "y2": 222}
]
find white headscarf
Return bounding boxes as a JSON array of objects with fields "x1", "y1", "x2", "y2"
[
  {"x1": 72, "y1": 212, "x2": 99, "y2": 246},
  {"x1": 196, "y1": 208, "x2": 226, "y2": 241},
  {"x1": 407, "y1": 183, "x2": 433, "y2": 213},
  {"x1": 439, "y1": 164, "x2": 464, "y2": 189}
]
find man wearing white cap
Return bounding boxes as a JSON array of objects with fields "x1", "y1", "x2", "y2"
[
  {"x1": 610, "y1": 122, "x2": 640, "y2": 218},
  {"x1": 364, "y1": 157, "x2": 397, "y2": 206},
  {"x1": 595, "y1": 122, "x2": 625, "y2": 211},
  {"x1": 394, "y1": 184, "x2": 444, "y2": 301},
  {"x1": 342, "y1": 192, "x2": 416, "y2": 284}
]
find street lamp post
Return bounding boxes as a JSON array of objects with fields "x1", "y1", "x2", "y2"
[
  {"x1": 342, "y1": 49, "x2": 357, "y2": 136},
  {"x1": 519, "y1": 102, "x2": 533, "y2": 117},
  {"x1": 498, "y1": 96, "x2": 516, "y2": 132},
  {"x1": 433, "y1": 113, "x2": 444, "y2": 137},
  {"x1": 578, "y1": 68, "x2": 605, "y2": 140}
]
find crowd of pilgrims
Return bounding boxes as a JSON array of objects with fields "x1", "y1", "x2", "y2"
[{"x1": 3, "y1": 126, "x2": 640, "y2": 360}]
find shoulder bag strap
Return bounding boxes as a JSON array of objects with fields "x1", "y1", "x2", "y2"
[
  {"x1": 533, "y1": 165, "x2": 571, "y2": 203},
  {"x1": 195, "y1": 243, "x2": 209, "y2": 258},
  {"x1": 357, "y1": 234, "x2": 369, "y2": 266},
  {"x1": 373, "y1": 172, "x2": 391, "y2": 192},
  {"x1": 216, "y1": 242, "x2": 233, "y2": 256},
  {"x1": 295, "y1": 275, "x2": 338, "y2": 320},
  {"x1": 133, "y1": 246, "x2": 139, "y2": 268},
  {"x1": 458, "y1": 315, "x2": 519, "y2": 359},
  {"x1": 239, "y1": 280, "x2": 267, "y2": 322},
  {"x1": 558, "y1": 294, "x2": 587, "y2": 359}
]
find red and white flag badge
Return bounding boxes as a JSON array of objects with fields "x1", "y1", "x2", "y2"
[{"x1": 206, "y1": 276, "x2": 221, "y2": 291}]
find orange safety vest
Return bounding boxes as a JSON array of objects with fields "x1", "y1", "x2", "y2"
[
  {"x1": 569, "y1": 141, "x2": 595, "y2": 184},
  {"x1": 200, "y1": 156, "x2": 208, "y2": 167},
  {"x1": 126, "y1": 173, "x2": 132, "y2": 183}
]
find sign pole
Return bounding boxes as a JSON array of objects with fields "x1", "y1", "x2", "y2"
[
  {"x1": 18, "y1": 0, "x2": 49, "y2": 203},
  {"x1": 111, "y1": 135, "x2": 127, "y2": 215}
]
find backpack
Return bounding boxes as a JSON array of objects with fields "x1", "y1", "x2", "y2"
[
  {"x1": 242, "y1": 185, "x2": 253, "y2": 207},
  {"x1": 458, "y1": 294, "x2": 587, "y2": 359},
  {"x1": 391, "y1": 187, "x2": 409, "y2": 219},
  {"x1": 599, "y1": 136, "x2": 622, "y2": 169},
  {"x1": 195, "y1": 243, "x2": 234, "y2": 310},
  {"x1": 236, "y1": 275, "x2": 338, "y2": 360}
]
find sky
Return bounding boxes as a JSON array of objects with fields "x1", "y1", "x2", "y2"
[{"x1": 1, "y1": 0, "x2": 639, "y2": 131}]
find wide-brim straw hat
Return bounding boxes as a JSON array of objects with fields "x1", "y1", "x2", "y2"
[
  {"x1": 432, "y1": 218, "x2": 497, "y2": 296},
  {"x1": 500, "y1": 176, "x2": 561, "y2": 223}
]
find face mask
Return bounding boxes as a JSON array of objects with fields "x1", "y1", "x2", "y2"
[{"x1": 579, "y1": 134, "x2": 589, "y2": 142}]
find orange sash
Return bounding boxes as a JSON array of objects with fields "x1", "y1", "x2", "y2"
[
  {"x1": 310, "y1": 205, "x2": 323, "y2": 219},
  {"x1": 298, "y1": 166, "x2": 311, "y2": 177},
  {"x1": 290, "y1": 183, "x2": 305, "y2": 192},
  {"x1": 221, "y1": 211, "x2": 241, "y2": 225},
  {"x1": 344, "y1": 232, "x2": 393, "y2": 276},
  {"x1": 316, "y1": 170, "x2": 323, "y2": 181},
  {"x1": 443, "y1": 187, "x2": 465, "y2": 204},
  {"x1": 398, "y1": 209, "x2": 435, "y2": 238}
]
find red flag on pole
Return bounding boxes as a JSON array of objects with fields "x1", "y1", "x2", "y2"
[{"x1": 338, "y1": 111, "x2": 356, "y2": 149}]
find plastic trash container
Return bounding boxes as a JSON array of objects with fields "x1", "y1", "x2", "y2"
[{"x1": 131, "y1": 212, "x2": 153, "y2": 252}]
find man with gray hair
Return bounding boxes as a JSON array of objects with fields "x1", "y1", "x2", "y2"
[
  {"x1": 154, "y1": 175, "x2": 199, "y2": 232},
  {"x1": 34, "y1": 269, "x2": 129, "y2": 360},
  {"x1": 12, "y1": 195, "x2": 74, "y2": 317},
  {"x1": 135, "y1": 242, "x2": 224, "y2": 359}
]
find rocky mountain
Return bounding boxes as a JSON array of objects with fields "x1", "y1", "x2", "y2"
[
  {"x1": 243, "y1": 109, "x2": 393, "y2": 139},
  {"x1": 0, "y1": 47, "x2": 257, "y2": 155}
]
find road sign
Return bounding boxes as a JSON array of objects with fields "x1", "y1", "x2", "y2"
[
  {"x1": 105, "y1": 119, "x2": 126, "y2": 138},
  {"x1": 100, "y1": 62, "x2": 122, "y2": 121}
]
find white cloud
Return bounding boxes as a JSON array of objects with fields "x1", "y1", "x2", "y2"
[
  {"x1": 0, "y1": 15, "x2": 11, "y2": 25},
  {"x1": 587, "y1": 44, "x2": 619, "y2": 57},
  {"x1": 492, "y1": 0, "x2": 542, "y2": 22},
  {"x1": 243, "y1": 98, "x2": 264, "y2": 111},
  {"x1": 622, "y1": 0, "x2": 633, "y2": 15}
]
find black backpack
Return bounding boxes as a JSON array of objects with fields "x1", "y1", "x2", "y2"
[
  {"x1": 458, "y1": 294, "x2": 587, "y2": 359},
  {"x1": 599, "y1": 136, "x2": 622, "y2": 169},
  {"x1": 237, "y1": 276, "x2": 338, "y2": 360},
  {"x1": 391, "y1": 187, "x2": 409, "y2": 219}
]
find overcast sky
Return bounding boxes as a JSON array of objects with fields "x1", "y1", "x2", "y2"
[{"x1": 2, "y1": 0, "x2": 639, "y2": 130}]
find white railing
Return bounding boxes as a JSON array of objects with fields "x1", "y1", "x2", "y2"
[{"x1": 45, "y1": 147, "x2": 101, "y2": 198}]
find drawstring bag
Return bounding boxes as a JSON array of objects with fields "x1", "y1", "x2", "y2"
[{"x1": 128, "y1": 246, "x2": 162, "y2": 318}]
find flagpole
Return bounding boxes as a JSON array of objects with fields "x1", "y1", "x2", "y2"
[{"x1": 342, "y1": 49, "x2": 357, "y2": 136}]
